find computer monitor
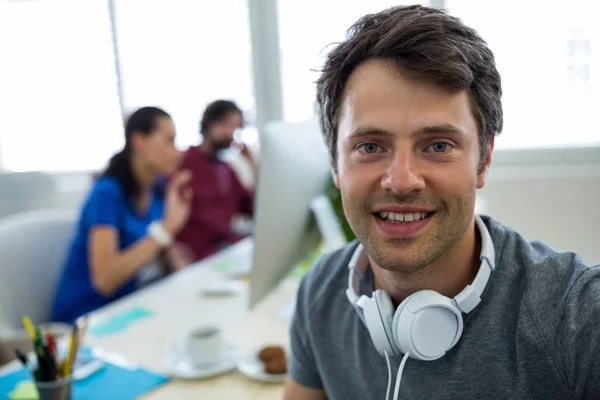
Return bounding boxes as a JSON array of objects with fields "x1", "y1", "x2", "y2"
[{"x1": 249, "y1": 119, "x2": 334, "y2": 309}]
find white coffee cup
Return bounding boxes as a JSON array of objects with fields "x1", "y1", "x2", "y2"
[{"x1": 173, "y1": 325, "x2": 224, "y2": 366}]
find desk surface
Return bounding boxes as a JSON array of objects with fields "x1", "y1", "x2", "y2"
[
  {"x1": 5, "y1": 238, "x2": 299, "y2": 399},
  {"x1": 98, "y1": 238, "x2": 297, "y2": 399}
]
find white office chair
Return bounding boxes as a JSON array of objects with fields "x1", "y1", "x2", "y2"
[
  {"x1": 0, "y1": 171, "x2": 58, "y2": 220},
  {"x1": 0, "y1": 209, "x2": 77, "y2": 331}
]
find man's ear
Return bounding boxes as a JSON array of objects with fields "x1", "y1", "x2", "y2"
[
  {"x1": 476, "y1": 136, "x2": 494, "y2": 189},
  {"x1": 330, "y1": 165, "x2": 340, "y2": 189}
]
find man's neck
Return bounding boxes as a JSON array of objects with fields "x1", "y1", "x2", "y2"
[
  {"x1": 371, "y1": 218, "x2": 481, "y2": 307},
  {"x1": 198, "y1": 141, "x2": 218, "y2": 158}
]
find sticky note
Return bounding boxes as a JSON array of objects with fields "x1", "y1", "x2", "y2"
[
  {"x1": 213, "y1": 256, "x2": 236, "y2": 272},
  {"x1": 88, "y1": 306, "x2": 153, "y2": 338},
  {"x1": 7, "y1": 380, "x2": 38, "y2": 400},
  {"x1": 1, "y1": 346, "x2": 169, "y2": 400}
]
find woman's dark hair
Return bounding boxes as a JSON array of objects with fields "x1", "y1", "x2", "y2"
[
  {"x1": 101, "y1": 106, "x2": 171, "y2": 201},
  {"x1": 199, "y1": 100, "x2": 244, "y2": 136},
  {"x1": 316, "y1": 5, "x2": 503, "y2": 173}
]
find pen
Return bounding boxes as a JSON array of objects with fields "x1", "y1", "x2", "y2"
[
  {"x1": 15, "y1": 348, "x2": 41, "y2": 381},
  {"x1": 33, "y1": 327, "x2": 44, "y2": 356},
  {"x1": 34, "y1": 326, "x2": 59, "y2": 381},
  {"x1": 63, "y1": 324, "x2": 79, "y2": 377},
  {"x1": 45, "y1": 326, "x2": 56, "y2": 358},
  {"x1": 76, "y1": 315, "x2": 89, "y2": 346},
  {"x1": 42, "y1": 342, "x2": 58, "y2": 380},
  {"x1": 45, "y1": 328, "x2": 60, "y2": 379},
  {"x1": 22, "y1": 316, "x2": 36, "y2": 341},
  {"x1": 21, "y1": 316, "x2": 41, "y2": 380},
  {"x1": 15, "y1": 349, "x2": 31, "y2": 370}
]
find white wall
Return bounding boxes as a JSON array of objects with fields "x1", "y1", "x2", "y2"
[
  {"x1": 479, "y1": 149, "x2": 600, "y2": 265},
  {"x1": 479, "y1": 176, "x2": 600, "y2": 265}
]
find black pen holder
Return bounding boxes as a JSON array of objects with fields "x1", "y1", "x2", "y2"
[{"x1": 35, "y1": 376, "x2": 73, "y2": 400}]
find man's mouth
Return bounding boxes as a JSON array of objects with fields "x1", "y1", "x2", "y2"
[{"x1": 375, "y1": 211, "x2": 434, "y2": 224}]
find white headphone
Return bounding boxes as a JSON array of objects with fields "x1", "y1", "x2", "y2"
[{"x1": 345, "y1": 214, "x2": 495, "y2": 361}]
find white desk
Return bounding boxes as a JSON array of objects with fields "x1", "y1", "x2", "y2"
[{"x1": 4, "y1": 238, "x2": 300, "y2": 399}]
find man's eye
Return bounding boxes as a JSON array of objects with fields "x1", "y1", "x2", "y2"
[
  {"x1": 358, "y1": 143, "x2": 381, "y2": 153},
  {"x1": 427, "y1": 142, "x2": 451, "y2": 153}
]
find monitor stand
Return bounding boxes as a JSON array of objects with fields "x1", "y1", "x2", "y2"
[
  {"x1": 275, "y1": 195, "x2": 346, "y2": 323},
  {"x1": 279, "y1": 300, "x2": 296, "y2": 322}
]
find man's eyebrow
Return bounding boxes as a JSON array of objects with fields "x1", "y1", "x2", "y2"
[
  {"x1": 348, "y1": 127, "x2": 394, "y2": 139},
  {"x1": 419, "y1": 123, "x2": 465, "y2": 136},
  {"x1": 348, "y1": 123, "x2": 465, "y2": 139}
]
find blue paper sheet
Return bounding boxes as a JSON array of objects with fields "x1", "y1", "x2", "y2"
[
  {"x1": 0, "y1": 346, "x2": 169, "y2": 400},
  {"x1": 88, "y1": 306, "x2": 153, "y2": 338}
]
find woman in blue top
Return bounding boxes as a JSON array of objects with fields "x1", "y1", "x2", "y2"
[{"x1": 52, "y1": 107, "x2": 193, "y2": 323}]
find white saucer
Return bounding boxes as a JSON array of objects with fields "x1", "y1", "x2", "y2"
[
  {"x1": 236, "y1": 349, "x2": 287, "y2": 383},
  {"x1": 164, "y1": 344, "x2": 238, "y2": 380}
]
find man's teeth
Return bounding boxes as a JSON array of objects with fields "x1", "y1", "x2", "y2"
[{"x1": 378, "y1": 212, "x2": 429, "y2": 222}]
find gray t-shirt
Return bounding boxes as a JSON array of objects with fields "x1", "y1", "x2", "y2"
[{"x1": 289, "y1": 215, "x2": 600, "y2": 399}]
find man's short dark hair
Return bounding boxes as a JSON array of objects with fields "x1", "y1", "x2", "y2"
[
  {"x1": 316, "y1": 5, "x2": 503, "y2": 172},
  {"x1": 200, "y1": 100, "x2": 244, "y2": 136}
]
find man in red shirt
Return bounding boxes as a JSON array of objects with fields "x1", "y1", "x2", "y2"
[{"x1": 175, "y1": 100, "x2": 257, "y2": 263}]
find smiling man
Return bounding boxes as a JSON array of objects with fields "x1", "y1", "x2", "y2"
[{"x1": 284, "y1": 5, "x2": 600, "y2": 400}]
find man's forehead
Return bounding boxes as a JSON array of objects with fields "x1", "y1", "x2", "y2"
[{"x1": 337, "y1": 64, "x2": 476, "y2": 143}]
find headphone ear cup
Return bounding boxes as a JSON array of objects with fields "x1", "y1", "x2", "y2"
[
  {"x1": 391, "y1": 291, "x2": 422, "y2": 355},
  {"x1": 357, "y1": 292, "x2": 396, "y2": 356},
  {"x1": 373, "y1": 290, "x2": 400, "y2": 355},
  {"x1": 392, "y1": 290, "x2": 463, "y2": 361}
]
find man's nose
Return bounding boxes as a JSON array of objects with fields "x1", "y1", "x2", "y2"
[{"x1": 380, "y1": 148, "x2": 426, "y2": 196}]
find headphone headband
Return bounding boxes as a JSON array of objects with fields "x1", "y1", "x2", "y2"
[{"x1": 346, "y1": 214, "x2": 496, "y2": 315}]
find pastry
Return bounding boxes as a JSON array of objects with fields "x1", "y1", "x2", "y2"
[
  {"x1": 264, "y1": 357, "x2": 287, "y2": 374},
  {"x1": 257, "y1": 345, "x2": 288, "y2": 375},
  {"x1": 258, "y1": 346, "x2": 285, "y2": 362}
]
